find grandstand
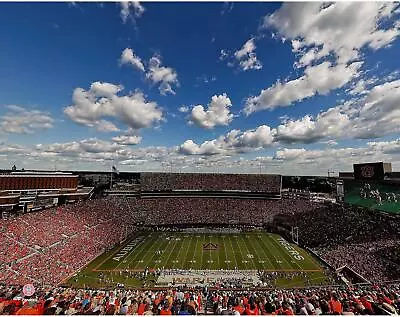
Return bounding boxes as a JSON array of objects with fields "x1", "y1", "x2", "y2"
[
  {"x1": 0, "y1": 172, "x2": 93, "y2": 214},
  {"x1": 140, "y1": 172, "x2": 282, "y2": 199},
  {"x1": 0, "y1": 171, "x2": 399, "y2": 315}
]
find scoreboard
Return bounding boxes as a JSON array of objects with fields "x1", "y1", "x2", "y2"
[{"x1": 353, "y1": 162, "x2": 390, "y2": 181}]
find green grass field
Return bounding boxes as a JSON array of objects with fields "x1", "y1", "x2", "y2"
[{"x1": 66, "y1": 232, "x2": 330, "y2": 289}]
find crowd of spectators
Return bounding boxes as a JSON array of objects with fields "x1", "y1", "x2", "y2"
[
  {"x1": 1, "y1": 283, "x2": 400, "y2": 315},
  {"x1": 140, "y1": 173, "x2": 282, "y2": 193},
  {"x1": 281, "y1": 204, "x2": 400, "y2": 283},
  {"x1": 136, "y1": 197, "x2": 318, "y2": 226},
  {"x1": 0, "y1": 197, "x2": 141, "y2": 286},
  {"x1": 1, "y1": 191, "x2": 399, "y2": 290}
]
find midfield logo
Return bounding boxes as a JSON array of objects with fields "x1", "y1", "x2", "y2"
[{"x1": 202, "y1": 243, "x2": 219, "y2": 250}]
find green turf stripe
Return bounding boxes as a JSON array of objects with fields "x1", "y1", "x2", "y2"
[
  {"x1": 223, "y1": 235, "x2": 235, "y2": 270},
  {"x1": 258, "y1": 233, "x2": 284, "y2": 270},
  {"x1": 141, "y1": 234, "x2": 166, "y2": 270},
  {"x1": 171, "y1": 234, "x2": 186, "y2": 269},
  {"x1": 182, "y1": 234, "x2": 195, "y2": 268},
  {"x1": 164, "y1": 234, "x2": 183, "y2": 269},
  {"x1": 268, "y1": 234, "x2": 306, "y2": 271},
  {"x1": 238, "y1": 234, "x2": 259, "y2": 269},
  {"x1": 243, "y1": 234, "x2": 264, "y2": 270},
  {"x1": 114, "y1": 233, "x2": 151, "y2": 270},
  {"x1": 137, "y1": 234, "x2": 163, "y2": 269},
  {"x1": 253, "y1": 234, "x2": 275, "y2": 269},
  {"x1": 229, "y1": 234, "x2": 246, "y2": 269},
  {"x1": 128, "y1": 235, "x2": 159, "y2": 270}
]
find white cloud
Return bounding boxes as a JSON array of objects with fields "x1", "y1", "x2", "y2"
[
  {"x1": 347, "y1": 77, "x2": 378, "y2": 96},
  {"x1": 368, "y1": 139, "x2": 400, "y2": 154},
  {"x1": 179, "y1": 125, "x2": 274, "y2": 155},
  {"x1": 264, "y1": 2, "x2": 400, "y2": 66},
  {"x1": 273, "y1": 107, "x2": 350, "y2": 144},
  {"x1": 238, "y1": 54, "x2": 263, "y2": 72},
  {"x1": 89, "y1": 82, "x2": 122, "y2": 98},
  {"x1": 0, "y1": 105, "x2": 54, "y2": 134},
  {"x1": 178, "y1": 106, "x2": 189, "y2": 113},
  {"x1": 120, "y1": 1, "x2": 145, "y2": 24},
  {"x1": 112, "y1": 135, "x2": 142, "y2": 145},
  {"x1": 146, "y1": 55, "x2": 179, "y2": 95},
  {"x1": 219, "y1": 49, "x2": 228, "y2": 61},
  {"x1": 34, "y1": 138, "x2": 173, "y2": 164},
  {"x1": 245, "y1": 61, "x2": 362, "y2": 114},
  {"x1": 271, "y1": 79, "x2": 400, "y2": 143},
  {"x1": 0, "y1": 142, "x2": 30, "y2": 154},
  {"x1": 180, "y1": 139, "x2": 222, "y2": 156},
  {"x1": 120, "y1": 48, "x2": 145, "y2": 72},
  {"x1": 349, "y1": 79, "x2": 400, "y2": 139},
  {"x1": 247, "y1": 2, "x2": 400, "y2": 117},
  {"x1": 95, "y1": 120, "x2": 120, "y2": 132},
  {"x1": 234, "y1": 38, "x2": 256, "y2": 59},
  {"x1": 2, "y1": 135, "x2": 400, "y2": 175},
  {"x1": 64, "y1": 81, "x2": 163, "y2": 132},
  {"x1": 234, "y1": 38, "x2": 262, "y2": 71},
  {"x1": 190, "y1": 93, "x2": 234, "y2": 129}
]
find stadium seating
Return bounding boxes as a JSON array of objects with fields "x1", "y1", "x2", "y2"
[
  {"x1": 0, "y1": 283, "x2": 399, "y2": 315},
  {"x1": 1, "y1": 193, "x2": 399, "y2": 303},
  {"x1": 140, "y1": 173, "x2": 282, "y2": 193},
  {"x1": 0, "y1": 198, "x2": 140, "y2": 285}
]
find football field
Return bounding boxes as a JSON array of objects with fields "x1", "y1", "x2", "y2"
[
  {"x1": 66, "y1": 231, "x2": 330, "y2": 288},
  {"x1": 94, "y1": 232, "x2": 321, "y2": 272}
]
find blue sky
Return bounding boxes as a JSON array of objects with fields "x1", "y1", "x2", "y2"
[{"x1": 0, "y1": 1, "x2": 399, "y2": 175}]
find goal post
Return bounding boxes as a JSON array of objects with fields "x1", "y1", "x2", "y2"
[{"x1": 291, "y1": 226, "x2": 299, "y2": 245}]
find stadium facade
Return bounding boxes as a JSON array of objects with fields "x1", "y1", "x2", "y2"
[{"x1": 0, "y1": 171, "x2": 93, "y2": 213}]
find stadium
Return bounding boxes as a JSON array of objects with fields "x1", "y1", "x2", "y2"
[
  {"x1": 0, "y1": 164, "x2": 399, "y2": 315},
  {"x1": 1, "y1": 1, "x2": 400, "y2": 314}
]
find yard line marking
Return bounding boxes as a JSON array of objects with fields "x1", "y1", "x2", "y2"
[
  {"x1": 230, "y1": 233, "x2": 249, "y2": 269},
  {"x1": 267, "y1": 235, "x2": 298, "y2": 271},
  {"x1": 135, "y1": 234, "x2": 161, "y2": 269},
  {"x1": 270, "y1": 235, "x2": 314, "y2": 272},
  {"x1": 164, "y1": 233, "x2": 182, "y2": 269},
  {"x1": 138, "y1": 233, "x2": 164, "y2": 270},
  {"x1": 200, "y1": 234, "x2": 207, "y2": 268},
  {"x1": 208, "y1": 234, "x2": 212, "y2": 269},
  {"x1": 145, "y1": 234, "x2": 171, "y2": 270},
  {"x1": 216, "y1": 235, "x2": 222, "y2": 269},
  {"x1": 182, "y1": 234, "x2": 194, "y2": 268},
  {"x1": 172, "y1": 234, "x2": 187, "y2": 269},
  {"x1": 238, "y1": 234, "x2": 257, "y2": 268},
  {"x1": 227, "y1": 234, "x2": 239, "y2": 269},
  {"x1": 222, "y1": 235, "x2": 230, "y2": 270},
  {"x1": 114, "y1": 234, "x2": 150, "y2": 270},
  {"x1": 130, "y1": 235, "x2": 160, "y2": 270},
  {"x1": 257, "y1": 234, "x2": 284, "y2": 271},
  {"x1": 252, "y1": 234, "x2": 274, "y2": 269},
  {"x1": 194, "y1": 234, "x2": 202, "y2": 270}
]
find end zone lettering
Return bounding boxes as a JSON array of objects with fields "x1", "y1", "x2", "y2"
[
  {"x1": 277, "y1": 237, "x2": 304, "y2": 261},
  {"x1": 113, "y1": 237, "x2": 144, "y2": 262}
]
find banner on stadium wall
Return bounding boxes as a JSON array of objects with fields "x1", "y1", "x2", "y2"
[{"x1": 353, "y1": 162, "x2": 385, "y2": 181}]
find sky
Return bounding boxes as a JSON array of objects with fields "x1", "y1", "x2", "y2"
[{"x1": 0, "y1": 1, "x2": 400, "y2": 175}]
